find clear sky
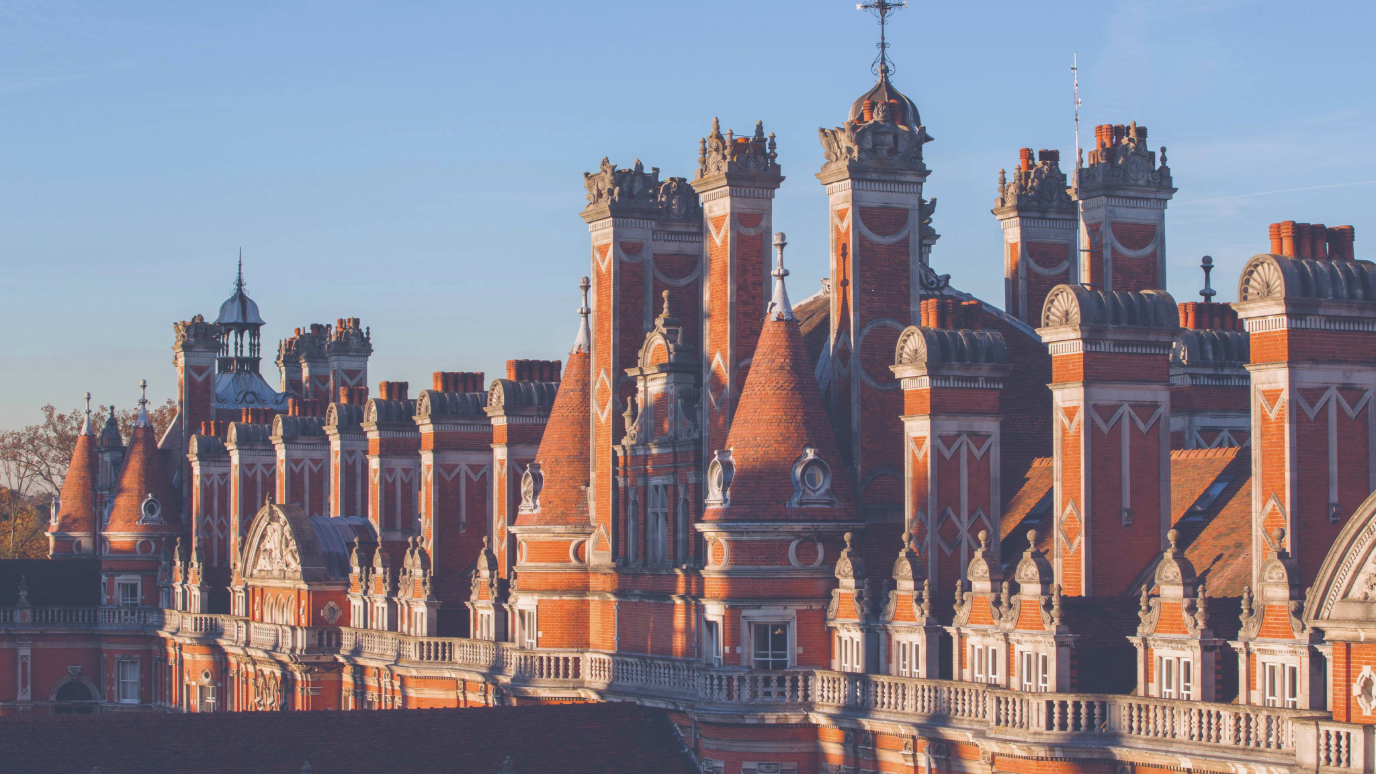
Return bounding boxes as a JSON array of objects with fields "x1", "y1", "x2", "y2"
[{"x1": 2, "y1": 0, "x2": 1372, "y2": 429}]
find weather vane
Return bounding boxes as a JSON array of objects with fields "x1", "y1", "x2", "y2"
[{"x1": 857, "y1": 1, "x2": 907, "y2": 78}]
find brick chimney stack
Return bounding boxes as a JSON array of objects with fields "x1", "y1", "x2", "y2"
[
  {"x1": 993, "y1": 148, "x2": 1078, "y2": 325},
  {"x1": 414, "y1": 371, "x2": 494, "y2": 637},
  {"x1": 1075, "y1": 123, "x2": 1176, "y2": 292},
  {"x1": 891, "y1": 322, "x2": 1010, "y2": 604},
  {"x1": 817, "y1": 73, "x2": 936, "y2": 538},
  {"x1": 1037, "y1": 285, "x2": 1180, "y2": 596},
  {"x1": 1235, "y1": 223, "x2": 1376, "y2": 586},
  {"x1": 692, "y1": 118, "x2": 784, "y2": 499},
  {"x1": 583, "y1": 156, "x2": 703, "y2": 574}
]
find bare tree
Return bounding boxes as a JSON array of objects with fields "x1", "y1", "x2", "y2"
[{"x1": 0, "y1": 399, "x2": 177, "y2": 497}]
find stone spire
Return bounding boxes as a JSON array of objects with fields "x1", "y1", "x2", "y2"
[
  {"x1": 767, "y1": 232, "x2": 795, "y2": 322},
  {"x1": 571, "y1": 276, "x2": 591, "y2": 355}
]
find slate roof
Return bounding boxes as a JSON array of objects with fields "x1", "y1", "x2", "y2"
[
  {"x1": 0, "y1": 703, "x2": 699, "y2": 774},
  {"x1": 0, "y1": 559, "x2": 100, "y2": 607}
]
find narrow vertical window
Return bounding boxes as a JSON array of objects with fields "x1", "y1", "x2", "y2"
[
  {"x1": 118, "y1": 660, "x2": 140, "y2": 704},
  {"x1": 1285, "y1": 664, "x2": 1299, "y2": 708},
  {"x1": 1038, "y1": 654, "x2": 1050, "y2": 692}
]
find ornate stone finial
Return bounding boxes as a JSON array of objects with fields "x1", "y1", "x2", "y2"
[
  {"x1": 697, "y1": 137, "x2": 707, "y2": 169},
  {"x1": 1139, "y1": 585, "x2": 1151, "y2": 615},
  {"x1": 921, "y1": 577, "x2": 932, "y2": 616},
  {"x1": 1200, "y1": 256, "x2": 1216, "y2": 301},
  {"x1": 1160, "y1": 146, "x2": 1168, "y2": 167},
  {"x1": 767, "y1": 132, "x2": 777, "y2": 163},
  {"x1": 1167, "y1": 528, "x2": 1179, "y2": 550},
  {"x1": 980, "y1": 530, "x2": 991, "y2": 550},
  {"x1": 753, "y1": 120, "x2": 765, "y2": 141},
  {"x1": 1051, "y1": 583, "x2": 1063, "y2": 625},
  {"x1": 660, "y1": 289, "x2": 672, "y2": 319},
  {"x1": 17, "y1": 575, "x2": 29, "y2": 607},
  {"x1": 1273, "y1": 527, "x2": 1286, "y2": 552},
  {"x1": 135, "y1": 379, "x2": 150, "y2": 427},
  {"x1": 571, "y1": 277, "x2": 592, "y2": 355},
  {"x1": 767, "y1": 232, "x2": 796, "y2": 322},
  {"x1": 710, "y1": 116, "x2": 721, "y2": 139},
  {"x1": 1240, "y1": 584, "x2": 1254, "y2": 622},
  {"x1": 1025, "y1": 529, "x2": 1035, "y2": 546},
  {"x1": 998, "y1": 168, "x2": 1006, "y2": 191},
  {"x1": 1196, "y1": 581, "x2": 1210, "y2": 628},
  {"x1": 999, "y1": 580, "x2": 1011, "y2": 609},
  {"x1": 81, "y1": 392, "x2": 93, "y2": 435}
]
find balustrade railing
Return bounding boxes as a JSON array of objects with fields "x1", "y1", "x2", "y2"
[{"x1": 4, "y1": 605, "x2": 1365, "y2": 769}]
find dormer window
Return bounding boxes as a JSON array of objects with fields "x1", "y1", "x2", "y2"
[
  {"x1": 138, "y1": 494, "x2": 163, "y2": 524},
  {"x1": 789, "y1": 447, "x2": 837, "y2": 507},
  {"x1": 705, "y1": 451, "x2": 733, "y2": 507}
]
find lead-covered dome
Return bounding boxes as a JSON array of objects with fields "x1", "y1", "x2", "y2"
[{"x1": 848, "y1": 70, "x2": 922, "y2": 133}]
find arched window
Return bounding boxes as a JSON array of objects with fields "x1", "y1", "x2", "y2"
[{"x1": 53, "y1": 680, "x2": 97, "y2": 715}]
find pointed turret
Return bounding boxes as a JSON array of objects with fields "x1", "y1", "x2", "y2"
[
  {"x1": 106, "y1": 381, "x2": 181, "y2": 536},
  {"x1": 515, "y1": 277, "x2": 593, "y2": 528},
  {"x1": 49, "y1": 393, "x2": 99, "y2": 557},
  {"x1": 703, "y1": 234, "x2": 858, "y2": 523}
]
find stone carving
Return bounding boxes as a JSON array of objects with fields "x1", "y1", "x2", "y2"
[
  {"x1": 995, "y1": 153, "x2": 1073, "y2": 211},
  {"x1": 518, "y1": 464, "x2": 542, "y2": 514},
  {"x1": 835, "y1": 532, "x2": 865, "y2": 581},
  {"x1": 1238, "y1": 256, "x2": 1285, "y2": 302},
  {"x1": 788, "y1": 447, "x2": 838, "y2": 508},
  {"x1": 583, "y1": 157, "x2": 660, "y2": 212},
  {"x1": 696, "y1": 118, "x2": 780, "y2": 181},
  {"x1": 1041, "y1": 285, "x2": 1082, "y2": 328},
  {"x1": 818, "y1": 114, "x2": 933, "y2": 175},
  {"x1": 320, "y1": 601, "x2": 341, "y2": 625},
  {"x1": 705, "y1": 451, "x2": 733, "y2": 508},
  {"x1": 621, "y1": 396, "x2": 642, "y2": 445},
  {"x1": 1077, "y1": 122, "x2": 1174, "y2": 194},
  {"x1": 655, "y1": 176, "x2": 702, "y2": 221},
  {"x1": 173, "y1": 314, "x2": 221, "y2": 349},
  {"x1": 250, "y1": 510, "x2": 301, "y2": 580}
]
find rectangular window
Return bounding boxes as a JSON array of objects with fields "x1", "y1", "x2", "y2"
[
  {"x1": 118, "y1": 660, "x2": 140, "y2": 704},
  {"x1": 1285, "y1": 664, "x2": 1299, "y2": 708},
  {"x1": 896, "y1": 641, "x2": 912, "y2": 677},
  {"x1": 752, "y1": 622, "x2": 790, "y2": 671},
  {"x1": 1181, "y1": 659, "x2": 1193, "y2": 700},
  {"x1": 1162, "y1": 657, "x2": 1176, "y2": 698},
  {"x1": 648, "y1": 484, "x2": 669, "y2": 564},
  {"x1": 988, "y1": 646, "x2": 998, "y2": 681},
  {"x1": 1039, "y1": 654, "x2": 1050, "y2": 692},
  {"x1": 118, "y1": 580, "x2": 139, "y2": 609},
  {"x1": 703, "y1": 620, "x2": 722, "y2": 667},
  {"x1": 521, "y1": 610, "x2": 537, "y2": 650},
  {"x1": 199, "y1": 684, "x2": 216, "y2": 713},
  {"x1": 1021, "y1": 652, "x2": 1034, "y2": 691}
]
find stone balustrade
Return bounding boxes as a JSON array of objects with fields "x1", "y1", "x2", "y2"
[{"x1": 3, "y1": 607, "x2": 1367, "y2": 772}]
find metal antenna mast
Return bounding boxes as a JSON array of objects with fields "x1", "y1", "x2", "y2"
[
  {"x1": 1072, "y1": 53, "x2": 1091, "y2": 282},
  {"x1": 858, "y1": 1, "x2": 907, "y2": 77},
  {"x1": 1072, "y1": 53, "x2": 1083, "y2": 169}
]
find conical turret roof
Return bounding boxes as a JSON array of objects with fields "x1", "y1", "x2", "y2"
[
  {"x1": 516, "y1": 279, "x2": 592, "y2": 527},
  {"x1": 106, "y1": 386, "x2": 181, "y2": 535},
  {"x1": 704, "y1": 235, "x2": 858, "y2": 523},
  {"x1": 52, "y1": 396, "x2": 99, "y2": 539}
]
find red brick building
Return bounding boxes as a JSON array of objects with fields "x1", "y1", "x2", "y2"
[{"x1": 6, "y1": 21, "x2": 1376, "y2": 774}]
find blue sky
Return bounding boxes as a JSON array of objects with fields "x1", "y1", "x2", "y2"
[{"x1": 1, "y1": 1, "x2": 1372, "y2": 428}]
